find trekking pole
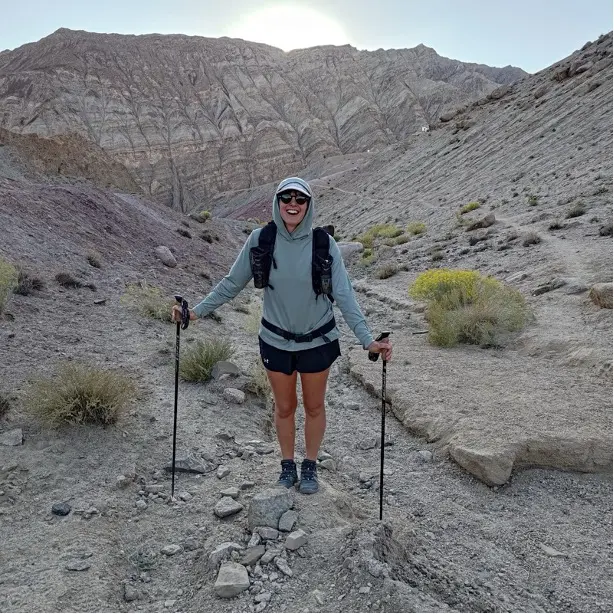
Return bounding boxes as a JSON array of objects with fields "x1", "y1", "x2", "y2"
[
  {"x1": 172, "y1": 294, "x2": 190, "y2": 498},
  {"x1": 368, "y1": 331, "x2": 391, "y2": 521}
]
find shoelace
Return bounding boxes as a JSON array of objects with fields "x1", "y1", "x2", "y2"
[{"x1": 301, "y1": 463, "x2": 317, "y2": 480}]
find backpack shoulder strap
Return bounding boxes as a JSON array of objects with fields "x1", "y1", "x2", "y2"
[
  {"x1": 312, "y1": 227, "x2": 334, "y2": 303},
  {"x1": 258, "y1": 221, "x2": 277, "y2": 249}
]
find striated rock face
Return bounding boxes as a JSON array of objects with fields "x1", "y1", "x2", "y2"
[{"x1": 0, "y1": 28, "x2": 526, "y2": 209}]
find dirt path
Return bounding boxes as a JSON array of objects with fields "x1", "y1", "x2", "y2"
[{"x1": 1, "y1": 277, "x2": 611, "y2": 613}]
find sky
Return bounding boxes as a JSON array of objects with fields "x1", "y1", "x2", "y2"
[{"x1": 1, "y1": 0, "x2": 611, "y2": 73}]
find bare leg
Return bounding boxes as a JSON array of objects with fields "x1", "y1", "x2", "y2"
[
  {"x1": 266, "y1": 368, "x2": 298, "y2": 459},
  {"x1": 300, "y1": 368, "x2": 330, "y2": 460}
]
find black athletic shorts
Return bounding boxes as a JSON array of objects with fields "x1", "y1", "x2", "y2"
[{"x1": 258, "y1": 336, "x2": 341, "y2": 375}]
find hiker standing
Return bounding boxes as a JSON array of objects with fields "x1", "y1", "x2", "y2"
[{"x1": 172, "y1": 177, "x2": 392, "y2": 494}]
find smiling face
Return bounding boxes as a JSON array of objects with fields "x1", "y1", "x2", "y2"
[{"x1": 277, "y1": 190, "x2": 310, "y2": 232}]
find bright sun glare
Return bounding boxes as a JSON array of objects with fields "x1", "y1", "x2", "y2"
[{"x1": 226, "y1": 3, "x2": 350, "y2": 51}]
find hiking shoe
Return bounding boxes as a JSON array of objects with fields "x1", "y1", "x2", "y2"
[
  {"x1": 298, "y1": 459, "x2": 319, "y2": 494},
  {"x1": 277, "y1": 459, "x2": 298, "y2": 488}
]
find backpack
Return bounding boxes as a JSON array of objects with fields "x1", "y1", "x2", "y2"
[{"x1": 249, "y1": 221, "x2": 334, "y2": 302}]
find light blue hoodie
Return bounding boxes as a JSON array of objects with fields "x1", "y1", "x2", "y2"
[{"x1": 193, "y1": 177, "x2": 374, "y2": 351}]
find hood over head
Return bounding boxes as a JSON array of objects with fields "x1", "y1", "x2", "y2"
[{"x1": 272, "y1": 176, "x2": 314, "y2": 241}]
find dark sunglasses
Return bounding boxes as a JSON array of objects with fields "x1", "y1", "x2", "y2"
[{"x1": 278, "y1": 192, "x2": 310, "y2": 205}]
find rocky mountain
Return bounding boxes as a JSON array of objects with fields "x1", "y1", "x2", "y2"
[{"x1": 0, "y1": 28, "x2": 525, "y2": 210}]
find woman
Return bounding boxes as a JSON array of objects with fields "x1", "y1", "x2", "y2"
[{"x1": 172, "y1": 177, "x2": 392, "y2": 494}]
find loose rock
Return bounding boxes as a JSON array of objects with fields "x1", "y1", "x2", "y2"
[
  {"x1": 51, "y1": 502, "x2": 71, "y2": 516},
  {"x1": 209, "y1": 542, "x2": 243, "y2": 569},
  {"x1": 248, "y1": 488, "x2": 293, "y2": 529},
  {"x1": 224, "y1": 388, "x2": 246, "y2": 404},
  {"x1": 285, "y1": 529, "x2": 307, "y2": 551},
  {"x1": 214, "y1": 562, "x2": 250, "y2": 598},
  {"x1": 278, "y1": 510, "x2": 298, "y2": 532},
  {"x1": 161, "y1": 544, "x2": 182, "y2": 556},
  {"x1": 214, "y1": 497, "x2": 244, "y2": 518}
]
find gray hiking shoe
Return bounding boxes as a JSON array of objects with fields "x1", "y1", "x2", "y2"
[
  {"x1": 298, "y1": 459, "x2": 319, "y2": 494},
  {"x1": 277, "y1": 459, "x2": 298, "y2": 489}
]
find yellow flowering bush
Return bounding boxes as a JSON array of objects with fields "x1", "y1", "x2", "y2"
[{"x1": 409, "y1": 269, "x2": 530, "y2": 347}]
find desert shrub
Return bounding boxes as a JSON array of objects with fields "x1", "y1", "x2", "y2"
[
  {"x1": 548, "y1": 220, "x2": 564, "y2": 230},
  {"x1": 356, "y1": 223, "x2": 403, "y2": 248},
  {"x1": 376, "y1": 264, "x2": 398, "y2": 279},
  {"x1": 56, "y1": 272, "x2": 83, "y2": 288},
  {"x1": 26, "y1": 362, "x2": 136, "y2": 426},
  {"x1": 201, "y1": 230, "x2": 213, "y2": 243},
  {"x1": 394, "y1": 234, "x2": 410, "y2": 245},
  {"x1": 527, "y1": 194, "x2": 539, "y2": 206},
  {"x1": 177, "y1": 228, "x2": 192, "y2": 238},
  {"x1": 87, "y1": 251, "x2": 102, "y2": 268},
  {"x1": 245, "y1": 359, "x2": 271, "y2": 398},
  {"x1": 460, "y1": 201, "x2": 481, "y2": 215},
  {"x1": 360, "y1": 248, "x2": 376, "y2": 266},
  {"x1": 200, "y1": 210, "x2": 211, "y2": 220},
  {"x1": 406, "y1": 222, "x2": 426, "y2": 235},
  {"x1": 409, "y1": 269, "x2": 529, "y2": 347},
  {"x1": 0, "y1": 258, "x2": 18, "y2": 313},
  {"x1": 179, "y1": 339, "x2": 234, "y2": 382},
  {"x1": 566, "y1": 202, "x2": 586, "y2": 218},
  {"x1": 522, "y1": 232, "x2": 541, "y2": 246},
  {"x1": 431, "y1": 249, "x2": 444, "y2": 261},
  {"x1": 121, "y1": 282, "x2": 174, "y2": 321},
  {"x1": 15, "y1": 267, "x2": 44, "y2": 295}
]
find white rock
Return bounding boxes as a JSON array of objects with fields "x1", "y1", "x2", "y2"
[
  {"x1": 224, "y1": 388, "x2": 246, "y2": 404},
  {"x1": 217, "y1": 466, "x2": 231, "y2": 479},
  {"x1": 278, "y1": 510, "x2": 298, "y2": 532},
  {"x1": 220, "y1": 487, "x2": 240, "y2": 499},
  {"x1": 214, "y1": 562, "x2": 250, "y2": 598},
  {"x1": 285, "y1": 529, "x2": 307, "y2": 550},
  {"x1": 214, "y1": 497, "x2": 244, "y2": 518}
]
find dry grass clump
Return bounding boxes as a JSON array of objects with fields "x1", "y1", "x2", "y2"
[
  {"x1": 522, "y1": 232, "x2": 542, "y2": 246},
  {"x1": 565, "y1": 202, "x2": 586, "y2": 218},
  {"x1": 409, "y1": 268, "x2": 530, "y2": 347},
  {"x1": 179, "y1": 339, "x2": 234, "y2": 382},
  {"x1": 177, "y1": 228, "x2": 192, "y2": 238},
  {"x1": 245, "y1": 359, "x2": 271, "y2": 399},
  {"x1": 376, "y1": 264, "x2": 398, "y2": 279},
  {"x1": 406, "y1": 222, "x2": 426, "y2": 235},
  {"x1": 87, "y1": 251, "x2": 102, "y2": 268},
  {"x1": 360, "y1": 248, "x2": 376, "y2": 266},
  {"x1": 0, "y1": 258, "x2": 18, "y2": 314},
  {"x1": 121, "y1": 282, "x2": 174, "y2": 321},
  {"x1": 15, "y1": 267, "x2": 44, "y2": 295},
  {"x1": 459, "y1": 201, "x2": 481, "y2": 215},
  {"x1": 26, "y1": 362, "x2": 136, "y2": 426},
  {"x1": 356, "y1": 224, "x2": 403, "y2": 248}
]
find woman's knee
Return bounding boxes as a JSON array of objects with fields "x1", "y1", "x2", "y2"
[
  {"x1": 304, "y1": 402, "x2": 325, "y2": 419},
  {"x1": 274, "y1": 399, "x2": 297, "y2": 420}
]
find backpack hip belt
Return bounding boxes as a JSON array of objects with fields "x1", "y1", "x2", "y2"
[{"x1": 261, "y1": 317, "x2": 336, "y2": 343}]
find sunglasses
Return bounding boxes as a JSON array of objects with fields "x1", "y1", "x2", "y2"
[{"x1": 278, "y1": 192, "x2": 310, "y2": 205}]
